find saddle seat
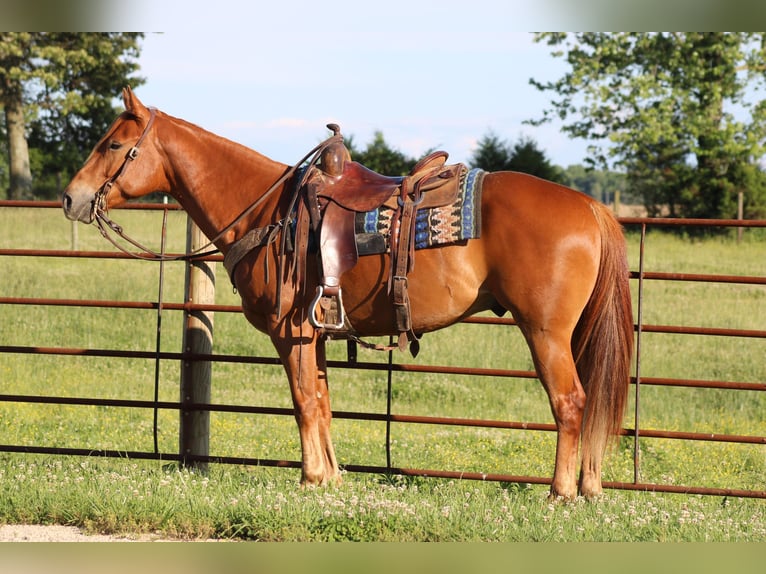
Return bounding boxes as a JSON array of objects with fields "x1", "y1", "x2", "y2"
[
  {"x1": 318, "y1": 161, "x2": 403, "y2": 211},
  {"x1": 317, "y1": 151, "x2": 455, "y2": 211}
]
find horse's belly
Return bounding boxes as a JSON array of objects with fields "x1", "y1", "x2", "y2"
[{"x1": 340, "y1": 242, "x2": 491, "y2": 335}]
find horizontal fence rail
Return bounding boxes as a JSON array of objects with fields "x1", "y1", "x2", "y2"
[{"x1": 0, "y1": 200, "x2": 764, "y2": 499}]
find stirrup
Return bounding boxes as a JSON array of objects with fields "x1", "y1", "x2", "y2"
[{"x1": 309, "y1": 285, "x2": 346, "y2": 330}]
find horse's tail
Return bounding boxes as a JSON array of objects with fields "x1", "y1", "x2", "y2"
[{"x1": 573, "y1": 203, "x2": 634, "y2": 467}]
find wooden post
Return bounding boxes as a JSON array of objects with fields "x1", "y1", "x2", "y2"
[
  {"x1": 179, "y1": 217, "x2": 215, "y2": 472},
  {"x1": 70, "y1": 220, "x2": 78, "y2": 251},
  {"x1": 737, "y1": 190, "x2": 744, "y2": 244}
]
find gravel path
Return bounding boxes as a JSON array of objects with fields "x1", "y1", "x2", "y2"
[{"x1": 0, "y1": 524, "x2": 167, "y2": 542}]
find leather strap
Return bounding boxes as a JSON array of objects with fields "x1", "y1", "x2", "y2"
[
  {"x1": 222, "y1": 221, "x2": 284, "y2": 285},
  {"x1": 391, "y1": 178, "x2": 423, "y2": 352}
]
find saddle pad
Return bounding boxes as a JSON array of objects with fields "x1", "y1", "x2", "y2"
[{"x1": 355, "y1": 168, "x2": 485, "y2": 255}]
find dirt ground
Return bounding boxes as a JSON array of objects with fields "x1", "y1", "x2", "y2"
[{"x1": 0, "y1": 524, "x2": 171, "y2": 542}]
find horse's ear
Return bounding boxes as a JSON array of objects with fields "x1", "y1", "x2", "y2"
[{"x1": 121, "y1": 86, "x2": 148, "y2": 118}]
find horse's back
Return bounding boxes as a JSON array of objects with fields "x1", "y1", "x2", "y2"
[{"x1": 482, "y1": 170, "x2": 604, "y2": 232}]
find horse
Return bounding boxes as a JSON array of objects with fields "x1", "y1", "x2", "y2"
[{"x1": 63, "y1": 87, "x2": 633, "y2": 500}]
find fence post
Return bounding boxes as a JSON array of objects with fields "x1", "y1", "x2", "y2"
[
  {"x1": 70, "y1": 220, "x2": 78, "y2": 251},
  {"x1": 737, "y1": 190, "x2": 744, "y2": 244},
  {"x1": 179, "y1": 217, "x2": 215, "y2": 472}
]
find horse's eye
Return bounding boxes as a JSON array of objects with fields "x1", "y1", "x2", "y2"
[{"x1": 109, "y1": 141, "x2": 122, "y2": 151}]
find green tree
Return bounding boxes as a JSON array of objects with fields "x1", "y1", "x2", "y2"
[
  {"x1": 470, "y1": 130, "x2": 564, "y2": 183},
  {"x1": 469, "y1": 130, "x2": 512, "y2": 172},
  {"x1": 347, "y1": 131, "x2": 417, "y2": 175},
  {"x1": 0, "y1": 32, "x2": 144, "y2": 199},
  {"x1": 506, "y1": 136, "x2": 563, "y2": 183},
  {"x1": 560, "y1": 164, "x2": 631, "y2": 205},
  {"x1": 529, "y1": 32, "x2": 766, "y2": 220},
  {"x1": 0, "y1": 120, "x2": 7, "y2": 193}
]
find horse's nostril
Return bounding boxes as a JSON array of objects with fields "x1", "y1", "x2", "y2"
[{"x1": 61, "y1": 193, "x2": 74, "y2": 213}]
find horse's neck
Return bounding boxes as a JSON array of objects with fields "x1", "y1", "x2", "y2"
[{"x1": 160, "y1": 115, "x2": 288, "y2": 249}]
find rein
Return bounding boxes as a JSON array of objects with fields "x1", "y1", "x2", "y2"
[{"x1": 92, "y1": 111, "x2": 342, "y2": 263}]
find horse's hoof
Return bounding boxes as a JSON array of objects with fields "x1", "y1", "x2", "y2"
[
  {"x1": 547, "y1": 492, "x2": 576, "y2": 503},
  {"x1": 579, "y1": 489, "x2": 603, "y2": 501},
  {"x1": 299, "y1": 470, "x2": 342, "y2": 488}
]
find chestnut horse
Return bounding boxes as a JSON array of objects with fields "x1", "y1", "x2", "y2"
[{"x1": 63, "y1": 88, "x2": 633, "y2": 499}]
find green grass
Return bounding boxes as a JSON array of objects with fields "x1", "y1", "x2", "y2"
[
  {"x1": 0, "y1": 458, "x2": 763, "y2": 542},
  {"x1": 0, "y1": 206, "x2": 764, "y2": 541}
]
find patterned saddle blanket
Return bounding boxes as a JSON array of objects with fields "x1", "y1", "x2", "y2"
[{"x1": 355, "y1": 168, "x2": 485, "y2": 255}]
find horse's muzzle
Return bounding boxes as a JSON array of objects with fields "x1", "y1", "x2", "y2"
[{"x1": 62, "y1": 188, "x2": 96, "y2": 223}]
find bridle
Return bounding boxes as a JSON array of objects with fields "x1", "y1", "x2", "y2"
[
  {"x1": 91, "y1": 108, "x2": 342, "y2": 263},
  {"x1": 92, "y1": 108, "x2": 157, "y2": 223},
  {"x1": 90, "y1": 107, "x2": 200, "y2": 261}
]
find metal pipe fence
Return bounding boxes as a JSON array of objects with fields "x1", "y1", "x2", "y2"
[{"x1": 0, "y1": 200, "x2": 764, "y2": 498}]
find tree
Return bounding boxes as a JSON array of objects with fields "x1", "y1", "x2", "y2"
[
  {"x1": 347, "y1": 131, "x2": 417, "y2": 175},
  {"x1": 560, "y1": 164, "x2": 630, "y2": 205},
  {"x1": 506, "y1": 136, "x2": 564, "y2": 183},
  {"x1": 529, "y1": 33, "x2": 766, "y2": 220},
  {"x1": 0, "y1": 32, "x2": 144, "y2": 199},
  {"x1": 469, "y1": 130, "x2": 512, "y2": 172},
  {"x1": 1, "y1": 34, "x2": 32, "y2": 199},
  {"x1": 0, "y1": 116, "x2": 8, "y2": 193},
  {"x1": 470, "y1": 130, "x2": 564, "y2": 183}
]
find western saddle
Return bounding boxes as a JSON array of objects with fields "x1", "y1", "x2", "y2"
[{"x1": 225, "y1": 124, "x2": 466, "y2": 354}]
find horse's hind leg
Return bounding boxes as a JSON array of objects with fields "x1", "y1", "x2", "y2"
[
  {"x1": 525, "y1": 328, "x2": 586, "y2": 500},
  {"x1": 271, "y1": 321, "x2": 340, "y2": 486},
  {"x1": 579, "y1": 444, "x2": 604, "y2": 499}
]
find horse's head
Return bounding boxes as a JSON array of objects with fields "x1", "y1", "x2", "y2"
[{"x1": 63, "y1": 87, "x2": 167, "y2": 223}]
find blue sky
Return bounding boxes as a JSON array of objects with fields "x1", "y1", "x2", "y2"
[{"x1": 126, "y1": 1, "x2": 593, "y2": 168}]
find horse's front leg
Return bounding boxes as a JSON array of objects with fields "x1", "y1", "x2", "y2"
[{"x1": 270, "y1": 318, "x2": 340, "y2": 486}]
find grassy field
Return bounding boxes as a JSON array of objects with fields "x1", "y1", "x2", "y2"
[{"x1": 0, "y1": 205, "x2": 764, "y2": 541}]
